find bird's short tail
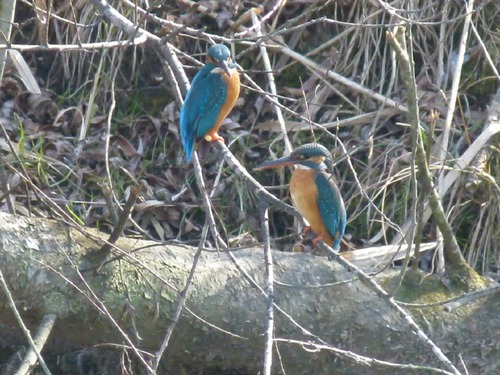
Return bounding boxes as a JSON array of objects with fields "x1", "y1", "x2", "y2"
[{"x1": 183, "y1": 139, "x2": 194, "y2": 162}]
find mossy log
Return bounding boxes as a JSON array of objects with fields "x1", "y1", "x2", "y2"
[{"x1": 0, "y1": 211, "x2": 498, "y2": 374}]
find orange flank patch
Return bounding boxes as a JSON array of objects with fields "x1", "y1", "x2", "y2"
[
  {"x1": 290, "y1": 169, "x2": 334, "y2": 246},
  {"x1": 309, "y1": 156, "x2": 325, "y2": 165},
  {"x1": 208, "y1": 67, "x2": 240, "y2": 140}
]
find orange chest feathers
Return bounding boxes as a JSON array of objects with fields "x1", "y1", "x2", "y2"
[
  {"x1": 215, "y1": 68, "x2": 240, "y2": 128},
  {"x1": 290, "y1": 169, "x2": 317, "y2": 211},
  {"x1": 290, "y1": 168, "x2": 333, "y2": 245}
]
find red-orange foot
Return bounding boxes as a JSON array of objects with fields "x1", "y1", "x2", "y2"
[
  {"x1": 312, "y1": 233, "x2": 325, "y2": 247},
  {"x1": 205, "y1": 132, "x2": 225, "y2": 143},
  {"x1": 303, "y1": 226, "x2": 312, "y2": 235}
]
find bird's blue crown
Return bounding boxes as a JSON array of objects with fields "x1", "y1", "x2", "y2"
[
  {"x1": 291, "y1": 143, "x2": 333, "y2": 171},
  {"x1": 208, "y1": 44, "x2": 231, "y2": 62},
  {"x1": 292, "y1": 143, "x2": 331, "y2": 159}
]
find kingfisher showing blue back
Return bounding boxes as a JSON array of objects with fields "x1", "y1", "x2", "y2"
[
  {"x1": 255, "y1": 144, "x2": 346, "y2": 250},
  {"x1": 180, "y1": 44, "x2": 240, "y2": 162}
]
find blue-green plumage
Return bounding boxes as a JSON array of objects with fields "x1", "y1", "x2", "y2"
[
  {"x1": 316, "y1": 171, "x2": 346, "y2": 250},
  {"x1": 180, "y1": 44, "x2": 235, "y2": 162},
  {"x1": 180, "y1": 66, "x2": 227, "y2": 161}
]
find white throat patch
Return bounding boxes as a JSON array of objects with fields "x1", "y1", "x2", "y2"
[
  {"x1": 212, "y1": 67, "x2": 230, "y2": 76},
  {"x1": 296, "y1": 164, "x2": 311, "y2": 170},
  {"x1": 296, "y1": 161, "x2": 327, "y2": 170}
]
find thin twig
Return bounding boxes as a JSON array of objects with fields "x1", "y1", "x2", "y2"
[
  {"x1": 0, "y1": 269, "x2": 52, "y2": 375},
  {"x1": 102, "y1": 183, "x2": 119, "y2": 225},
  {"x1": 396, "y1": 283, "x2": 500, "y2": 309},
  {"x1": 260, "y1": 202, "x2": 274, "y2": 375},
  {"x1": 94, "y1": 184, "x2": 143, "y2": 260},
  {"x1": 469, "y1": 21, "x2": 500, "y2": 83},
  {"x1": 214, "y1": 141, "x2": 299, "y2": 219},
  {"x1": 434, "y1": 0, "x2": 475, "y2": 274},
  {"x1": 0, "y1": 160, "x2": 15, "y2": 214},
  {"x1": 63, "y1": 253, "x2": 155, "y2": 373},
  {"x1": 436, "y1": 1, "x2": 450, "y2": 89},
  {"x1": 251, "y1": 9, "x2": 292, "y2": 156},
  {"x1": 102, "y1": 46, "x2": 122, "y2": 223},
  {"x1": 275, "y1": 45, "x2": 408, "y2": 112},
  {"x1": 78, "y1": 47, "x2": 105, "y2": 141},
  {"x1": 88, "y1": 0, "x2": 188, "y2": 100},
  {"x1": 0, "y1": 120, "x2": 37, "y2": 213},
  {"x1": 274, "y1": 338, "x2": 456, "y2": 375},
  {"x1": 0, "y1": 38, "x2": 148, "y2": 51},
  {"x1": 438, "y1": 0, "x2": 475, "y2": 184},
  {"x1": 192, "y1": 152, "x2": 227, "y2": 249},
  {"x1": 153, "y1": 225, "x2": 208, "y2": 372},
  {"x1": 14, "y1": 313, "x2": 57, "y2": 375},
  {"x1": 237, "y1": 0, "x2": 285, "y2": 36},
  {"x1": 314, "y1": 235, "x2": 461, "y2": 375}
]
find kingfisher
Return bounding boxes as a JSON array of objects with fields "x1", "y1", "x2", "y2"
[
  {"x1": 254, "y1": 143, "x2": 346, "y2": 251},
  {"x1": 180, "y1": 44, "x2": 240, "y2": 162}
]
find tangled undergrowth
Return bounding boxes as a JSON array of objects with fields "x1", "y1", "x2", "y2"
[{"x1": 1, "y1": 0, "x2": 500, "y2": 274}]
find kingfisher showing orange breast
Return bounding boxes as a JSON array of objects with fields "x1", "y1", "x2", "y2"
[
  {"x1": 180, "y1": 44, "x2": 240, "y2": 162},
  {"x1": 255, "y1": 144, "x2": 346, "y2": 250}
]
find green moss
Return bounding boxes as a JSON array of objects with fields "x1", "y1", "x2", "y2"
[
  {"x1": 447, "y1": 263, "x2": 489, "y2": 292},
  {"x1": 390, "y1": 269, "x2": 452, "y2": 305},
  {"x1": 387, "y1": 266, "x2": 488, "y2": 320}
]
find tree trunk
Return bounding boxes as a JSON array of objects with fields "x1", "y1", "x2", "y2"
[{"x1": 0, "y1": 211, "x2": 498, "y2": 374}]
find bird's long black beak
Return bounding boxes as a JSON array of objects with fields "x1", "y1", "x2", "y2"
[
  {"x1": 218, "y1": 59, "x2": 232, "y2": 77},
  {"x1": 254, "y1": 155, "x2": 296, "y2": 170}
]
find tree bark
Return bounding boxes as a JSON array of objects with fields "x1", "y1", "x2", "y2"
[{"x1": 0, "y1": 211, "x2": 498, "y2": 374}]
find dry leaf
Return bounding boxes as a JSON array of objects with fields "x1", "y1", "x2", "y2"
[{"x1": 111, "y1": 134, "x2": 143, "y2": 158}]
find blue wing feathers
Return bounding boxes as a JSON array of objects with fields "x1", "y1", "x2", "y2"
[
  {"x1": 180, "y1": 64, "x2": 227, "y2": 161},
  {"x1": 316, "y1": 172, "x2": 346, "y2": 250}
]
